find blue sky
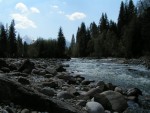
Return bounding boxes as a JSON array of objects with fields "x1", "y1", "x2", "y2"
[{"x1": 0, "y1": 0, "x2": 139, "y2": 42}]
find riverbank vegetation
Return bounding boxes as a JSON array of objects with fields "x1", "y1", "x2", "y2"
[{"x1": 0, "y1": 0, "x2": 150, "y2": 58}]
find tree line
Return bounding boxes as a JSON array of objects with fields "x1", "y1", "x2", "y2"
[
  {"x1": 0, "y1": 0, "x2": 150, "y2": 58},
  {"x1": 0, "y1": 20, "x2": 66, "y2": 58},
  {"x1": 69, "y1": 0, "x2": 150, "y2": 58}
]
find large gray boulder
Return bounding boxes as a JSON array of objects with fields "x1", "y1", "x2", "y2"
[
  {"x1": 86, "y1": 102, "x2": 105, "y2": 113},
  {"x1": 100, "y1": 91, "x2": 127, "y2": 112}
]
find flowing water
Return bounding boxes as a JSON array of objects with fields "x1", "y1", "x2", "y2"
[{"x1": 63, "y1": 58, "x2": 150, "y2": 112}]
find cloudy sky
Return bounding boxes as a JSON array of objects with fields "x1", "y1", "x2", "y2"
[{"x1": 0, "y1": 0, "x2": 138, "y2": 41}]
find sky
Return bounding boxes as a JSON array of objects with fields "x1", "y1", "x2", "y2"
[{"x1": 0, "y1": 0, "x2": 139, "y2": 42}]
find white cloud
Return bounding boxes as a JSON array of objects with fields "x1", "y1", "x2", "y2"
[
  {"x1": 30, "y1": 7, "x2": 40, "y2": 13},
  {"x1": 12, "y1": 3, "x2": 40, "y2": 29},
  {"x1": 11, "y1": 13, "x2": 36, "y2": 29},
  {"x1": 15, "y1": 3, "x2": 28, "y2": 13},
  {"x1": 66, "y1": 12, "x2": 86, "y2": 21}
]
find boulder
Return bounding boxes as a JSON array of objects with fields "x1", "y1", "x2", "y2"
[
  {"x1": 101, "y1": 91, "x2": 127, "y2": 112},
  {"x1": 18, "y1": 59, "x2": 35, "y2": 74},
  {"x1": 86, "y1": 102, "x2": 105, "y2": 113},
  {"x1": 0, "y1": 76, "x2": 87, "y2": 113},
  {"x1": 85, "y1": 87, "x2": 103, "y2": 98}
]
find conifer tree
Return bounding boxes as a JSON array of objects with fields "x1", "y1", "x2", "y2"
[
  {"x1": 57, "y1": 27, "x2": 66, "y2": 57},
  {"x1": 0, "y1": 24, "x2": 7, "y2": 57},
  {"x1": 8, "y1": 20, "x2": 17, "y2": 57}
]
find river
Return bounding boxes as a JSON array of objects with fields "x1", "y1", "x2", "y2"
[{"x1": 63, "y1": 58, "x2": 150, "y2": 96}]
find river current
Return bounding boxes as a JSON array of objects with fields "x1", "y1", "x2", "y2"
[{"x1": 63, "y1": 58, "x2": 150, "y2": 95}]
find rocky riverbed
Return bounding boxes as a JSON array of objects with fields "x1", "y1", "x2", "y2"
[{"x1": 0, "y1": 58, "x2": 149, "y2": 113}]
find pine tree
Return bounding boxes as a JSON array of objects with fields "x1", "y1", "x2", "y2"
[
  {"x1": 99, "y1": 13, "x2": 109, "y2": 33},
  {"x1": 8, "y1": 20, "x2": 17, "y2": 57},
  {"x1": 69, "y1": 34, "x2": 76, "y2": 56},
  {"x1": 117, "y1": 1, "x2": 126, "y2": 37},
  {"x1": 76, "y1": 22, "x2": 88, "y2": 57},
  {"x1": 17, "y1": 34, "x2": 23, "y2": 57},
  {"x1": 90, "y1": 22, "x2": 99, "y2": 39},
  {"x1": 0, "y1": 24, "x2": 7, "y2": 57},
  {"x1": 57, "y1": 27, "x2": 66, "y2": 57},
  {"x1": 23, "y1": 41, "x2": 28, "y2": 57}
]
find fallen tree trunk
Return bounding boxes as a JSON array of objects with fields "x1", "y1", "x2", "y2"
[{"x1": 0, "y1": 75, "x2": 86, "y2": 113}]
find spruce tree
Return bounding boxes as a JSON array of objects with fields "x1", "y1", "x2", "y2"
[
  {"x1": 8, "y1": 20, "x2": 17, "y2": 57},
  {"x1": 57, "y1": 27, "x2": 66, "y2": 57},
  {"x1": 17, "y1": 34, "x2": 23, "y2": 57},
  {"x1": 0, "y1": 24, "x2": 7, "y2": 57},
  {"x1": 117, "y1": 1, "x2": 126, "y2": 37}
]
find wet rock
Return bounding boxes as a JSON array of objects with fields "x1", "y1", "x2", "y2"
[
  {"x1": 18, "y1": 77, "x2": 30, "y2": 85},
  {"x1": 86, "y1": 102, "x2": 105, "y2": 113},
  {"x1": 1, "y1": 67, "x2": 10, "y2": 73},
  {"x1": 57, "y1": 91, "x2": 74, "y2": 99},
  {"x1": 45, "y1": 67, "x2": 57, "y2": 75},
  {"x1": 18, "y1": 59, "x2": 35, "y2": 74},
  {"x1": 101, "y1": 91, "x2": 127, "y2": 112},
  {"x1": 127, "y1": 88, "x2": 142, "y2": 97},
  {"x1": 40, "y1": 87, "x2": 55, "y2": 96}
]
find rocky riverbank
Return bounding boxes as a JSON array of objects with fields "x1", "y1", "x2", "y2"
[{"x1": 0, "y1": 58, "x2": 149, "y2": 113}]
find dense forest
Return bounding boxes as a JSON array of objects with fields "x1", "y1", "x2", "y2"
[{"x1": 0, "y1": 0, "x2": 150, "y2": 58}]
